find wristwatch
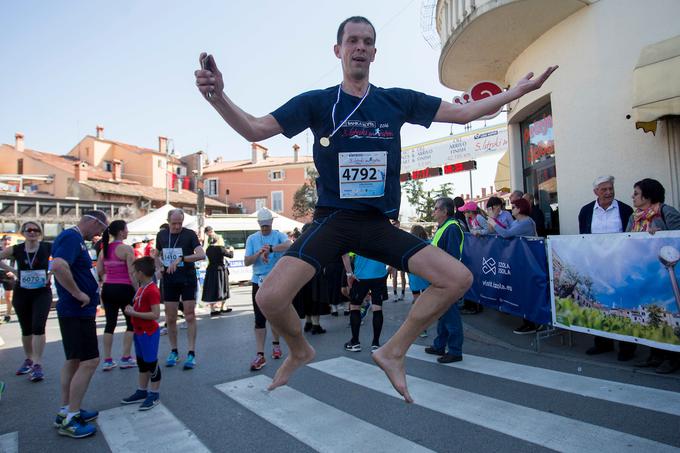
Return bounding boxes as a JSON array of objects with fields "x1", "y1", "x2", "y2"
[
  {"x1": 269, "y1": 245, "x2": 274, "y2": 253},
  {"x1": 180, "y1": 256, "x2": 185, "y2": 263},
  {"x1": 346, "y1": 272, "x2": 353, "y2": 277}
]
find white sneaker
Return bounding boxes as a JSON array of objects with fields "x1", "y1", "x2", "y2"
[{"x1": 179, "y1": 321, "x2": 188, "y2": 330}]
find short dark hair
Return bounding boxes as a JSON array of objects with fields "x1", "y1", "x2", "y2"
[
  {"x1": 486, "y1": 196, "x2": 504, "y2": 209},
  {"x1": 453, "y1": 197, "x2": 465, "y2": 209},
  {"x1": 337, "y1": 16, "x2": 376, "y2": 45},
  {"x1": 435, "y1": 197, "x2": 456, "y2": 217},
  {"x1": 512, "y1": 198, "x2": 532, "y2": 216},
  {"x1": 634, "y1": 178, "x2": 665, "y2": 204},
  {"x1": 132, "y1": 256, "x2": 156, "y2": 277}
]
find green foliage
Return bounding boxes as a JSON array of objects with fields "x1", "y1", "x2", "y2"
[
  {"x1": 403, "y1": 180, "x2": 456, "y2": 222},
  {"x1": 292, "y1": 168, "x2": 318, "y2": 219},
  {"x1": 555, "y1": 297, "x2": 680, "y2": 345}
]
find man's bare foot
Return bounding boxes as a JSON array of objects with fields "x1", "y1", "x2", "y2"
[
  {"x1": 372, "y1": 348, "x2": 413, "y2": 403},
  {"x1": 267, "y1": 343, "x2": 315, "y2": 391}
]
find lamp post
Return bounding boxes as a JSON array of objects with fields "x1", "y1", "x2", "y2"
[{"x1": 658, "y1": 245, "x2": 680, "y2": 312}]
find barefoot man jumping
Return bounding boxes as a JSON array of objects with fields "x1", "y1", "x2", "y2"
[{"x1": 195, "y1": 16, "x2": 556, "y2": 403}]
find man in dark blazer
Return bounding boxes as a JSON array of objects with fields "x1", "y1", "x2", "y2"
[{"x1": 577, "y1": 175, "x2": 634, "y2": 359}]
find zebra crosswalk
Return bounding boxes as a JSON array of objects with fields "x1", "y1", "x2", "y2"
[{"x1": 2, "y1": 351, "x2": 679, "y2": 452}]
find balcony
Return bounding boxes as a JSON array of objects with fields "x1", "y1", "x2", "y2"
[{"x1": 436, "y1": 0, "x2": 594, "y2": 90}]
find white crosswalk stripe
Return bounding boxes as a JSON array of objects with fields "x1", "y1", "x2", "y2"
[
  {"x1": 216, "y1": 374, "x2": 435, "y2": 453},
  {"x1": 98, "y1": 404, "x2": 210, "y2": 453},
  {"x1": 406, "y1": 346, "x2": 680, "y2": 416},
  {"x1": 308, "y1": 357, "x2": 679, "y2": 453},
  {"x1": 0, "y1": 432, "x2": 18, "y2": 453}
]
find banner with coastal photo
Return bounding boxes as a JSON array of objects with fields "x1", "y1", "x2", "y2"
[{"x1": 548, "y1": 232, "x2": 680, "y2": 352}]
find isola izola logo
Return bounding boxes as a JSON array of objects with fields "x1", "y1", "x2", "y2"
[
  {"x1": 341, "y1": 120, "x2": 394, "y2": 140},
  {"x1": 482, "y1": 257, "x2": 511, "y2": 276},
  {"x1": 482, "y1": 257, "x2": 496, "y2": 275}
]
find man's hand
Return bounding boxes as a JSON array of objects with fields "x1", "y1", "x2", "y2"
[
  {"x1": 6, "y1": 271, "x2": 15, "y2": 279},
  {"x1": 75, "y1": 290, "x2": 90, "y2": 308},
  {"x1": 166, "y1": 258, "x2": 181, "y2": 274},
  {"x1": 513, "y1": 66, "x2": 559, "y2": 97},
  {"x1": 195, "y1": 52, "x2": 224, "y2": 102},
  {"x1": 347, "y1": 273, "x2": 358, "y2": 289}
]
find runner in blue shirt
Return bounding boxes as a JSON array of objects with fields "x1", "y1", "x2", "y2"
[
  {"x1": 51, "y1": 210, "x2": 109, "y2": 439},
  {"x1": 196, "y1": 16, "x2": 557, "y2": 402}
]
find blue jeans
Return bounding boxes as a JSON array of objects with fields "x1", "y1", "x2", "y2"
[{"x1": 432, "y1": 303, "x2": 463, "y2": 356}]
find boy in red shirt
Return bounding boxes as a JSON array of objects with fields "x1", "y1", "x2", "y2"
[{"x1": 122, "y1": 257, "x2": 162, "y2": 410}]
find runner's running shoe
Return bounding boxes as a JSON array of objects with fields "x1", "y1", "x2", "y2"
[
  {"x1": 58, "y1": 415, "x2": 96, "y2": 438},
  {"x1": 29, "y1": 364, "x2": 44, "y2": 382},
  {"x1": 119, "y1": 356, "x2": 137, "y2": 369},
  {"x1": 183, "y1": 354, "x2": 196, "y2": 370},
  {"x1": 121, "y1": 389, "x2": 148, "y2": 404},
  {"x1": 102, "y1": 359, "x2": 117, "y2": 371},
  {"x1": 344, "y1": 341, "x2": 362, "y2": 352},
  {"x1": 272, "y1": 345, "x2": 283, "y2": 359},
  {"x1": 166, "y1": 351, "x2": 179, "y2": 367},
  {"x1": 16, "y1": 358, "x2": 33, "y2": 375},
  {"x1": 139, "y1": 393, "x2": 160, "y2": 411},
  {"x1": 250, "y1": 354, "x2": 266, "y2": 371},
  {"x1": 54, "y1": 409, "x2": 99, "y2": 427},
  {"x1": 371, "y1": 344, "x2": 380, "y2": 353}
]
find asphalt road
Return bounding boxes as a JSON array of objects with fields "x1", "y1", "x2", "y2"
[{"x1": 1, "y1": 286, "x2": 679, "y2": 452}]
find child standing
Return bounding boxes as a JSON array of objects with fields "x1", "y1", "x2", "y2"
[{"x1": 121, "y1": 257, "x2": 162, "y2": 411}]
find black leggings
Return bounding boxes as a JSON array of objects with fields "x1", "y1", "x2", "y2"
[
  {"x1": 252, "y1": 283, "x2": 267, "y2": 329},
  {"x1": 13, "y1": 289, "x2": 51, "y2": 336},
  {"x1": 101, "y1": 283, "x2": 135, "y2": 334}
]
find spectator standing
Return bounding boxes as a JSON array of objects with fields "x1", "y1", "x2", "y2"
[
  {"x1": 577, "y1": 175, "x2": 635, "y2": 360},
  {"x1": 627, "y1": 178, "x2": 680, "y2": 374}
]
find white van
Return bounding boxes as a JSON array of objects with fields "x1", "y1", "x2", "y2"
[{"x1": 201, "y1": 214, "x2": 303, "y2": 284}]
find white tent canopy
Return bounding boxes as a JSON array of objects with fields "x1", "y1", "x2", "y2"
[
  {"x1": 127, "y1": 204, "x2": 196, "y2": 242},
  {"x1": 186, "y1": 208, "x2": 304, "y2": 234}
]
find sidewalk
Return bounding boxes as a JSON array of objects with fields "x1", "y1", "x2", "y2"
[{"x1": 458, "y1": 302, "x2": 680, "y2": 381}]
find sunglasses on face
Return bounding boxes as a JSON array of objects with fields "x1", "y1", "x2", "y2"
[{"x1": 24, "y1": 228, "x2": 41, "y2": 233}]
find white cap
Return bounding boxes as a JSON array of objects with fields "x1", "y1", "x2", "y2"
[{"x1": 257, "y1": 208, "x2": 274, "y2": 226}]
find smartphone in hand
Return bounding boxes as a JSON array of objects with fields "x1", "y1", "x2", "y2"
[{"x1": 200, "y1": 54, "x2": 213, "y2": 99}]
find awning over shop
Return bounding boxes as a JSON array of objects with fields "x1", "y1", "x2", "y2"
[
  {"x1": 494, "y1": 150, "x2": 510, "y2": 192},
  {"x1": 633, "y1": 35, "x2": 680, "y2": 123}
]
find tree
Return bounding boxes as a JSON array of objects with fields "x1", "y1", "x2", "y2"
[
  {"x1": 292, "y1": 168, "x2": 318, "y2": 219},
  {"x1": 646, "y1": 304, "x2": 664, "y2": 329},
  {"x1": 403, "y1": 180, "x2": 456, "y2": 222}
]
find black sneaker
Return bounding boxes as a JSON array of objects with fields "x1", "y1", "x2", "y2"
[
  {"x1": 437, "y1": 354, "x2": 463, "y2": 364},
  {"x1": 513, "y1": 323, "x2": 537, "y2": 335},
  {"x1": 424, "y1": 346, "x2": 445, "y2": 356},
  {"x1": 344, "y1": 341, "x2": 361, "y2": 352}
]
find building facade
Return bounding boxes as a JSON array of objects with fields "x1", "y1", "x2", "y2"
[{"x1": 435, "y1": 0, "x2": 680, "y2": 234}]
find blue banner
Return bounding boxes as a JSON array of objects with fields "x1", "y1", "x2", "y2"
[{"x1": 462, "y1": 234, "x2": 551, "y2": 324}]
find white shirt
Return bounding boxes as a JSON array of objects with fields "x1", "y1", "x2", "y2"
[{"x1": 591, "y1": 199, "x2": 623, "y2": 233}]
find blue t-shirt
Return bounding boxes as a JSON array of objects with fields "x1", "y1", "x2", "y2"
[
  {"x1": 52, "y1": 228, "x2": 99, "y2": 317},
  {"x1": 353, "y1": 255, "x2": 388, "y2": 280},
  {"x1": 245, "y1": 230, "x2": 289, "y2": 283},
  {"x1": 271, "y1": 85, "x2": 441, "y2": 219}
]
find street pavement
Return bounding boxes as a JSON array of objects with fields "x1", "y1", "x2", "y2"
[{"x1": 1, "y1": 286, "x2": 679, "y2": 452}]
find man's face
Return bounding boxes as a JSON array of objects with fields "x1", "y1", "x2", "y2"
[
  {"x1": 334, "y1": 21, "x2": 376, "y2": 81},
  {"x1": 433, "y1": 202, "x2": 447, "y2": 224},
  {"x1": 1, "y1": 238, "x2": 10, "y2": 248},
  {"x1": 168, "y1": 213, "x2": 183, "y2": 234},
  {"x1": 509, "y1": 193, "x2": 521, "y2": 203},
  {"x1": 259, "y1": 223, "x2": 272, "y2": 236},
  {"x1": 83, "y1": 216, "x2": 108, "y2": 241},
  {"x1": 594, "y1": 182, "x2": 615, "y2": 206}
]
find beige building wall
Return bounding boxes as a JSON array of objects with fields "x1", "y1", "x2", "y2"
[
  {"x1": 502, "y1": 0, "x2": 680, "y2": 234},
  {"x1": 0, "y1": 147, "x2": 71, "y2": 197}
]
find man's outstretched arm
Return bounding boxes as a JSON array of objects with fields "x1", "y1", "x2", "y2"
[
  {"x1": 433, "y1": 65, "x2": 558, "y2": 125},
  {"x1": 195, "y1": 52, "x2": 283, "y2": 142}
]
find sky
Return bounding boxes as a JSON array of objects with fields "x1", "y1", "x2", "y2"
[
  {"x1": 0, "y1": 0, "x2": 504, "y2": 162},
  {"x1": 552, "y1": 234, "x2": 680, "y2": 314}
]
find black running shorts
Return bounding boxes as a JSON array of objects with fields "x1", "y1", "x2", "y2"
[
  {"x1": 162, "y1": 277, "x2": 197, "y2": 302},
  {"x1": 58, "y1": 316, "x2": 99, "y2": 361},
  {"x1": 350, "y1": 276, "x2": 388, "y2": 306},
  {"x1": 285, "y1": 207, "x2": 428, "y2": 274}
]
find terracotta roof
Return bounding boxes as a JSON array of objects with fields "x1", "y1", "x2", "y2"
[
  {"x1": 203, "y1": 155, "x2": 314, "y2": 174},
  {"x1": 79, "y1": 180, "x2": 226, "y2": 207},
  {"x1": 84, "y1": 136, "x2": 183, "y2": 164},
  {"x1": 0, "y1": 144, "x2": 139, "y2": 184}
]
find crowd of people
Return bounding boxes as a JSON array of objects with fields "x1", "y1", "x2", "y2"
[{"x1": 1, "y1": 14, "x2": 677, "y2": 443}]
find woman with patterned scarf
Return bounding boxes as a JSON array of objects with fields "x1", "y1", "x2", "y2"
[{"x1": 626, "y1": 178, "x2": 680, "y2": 374}]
